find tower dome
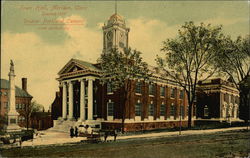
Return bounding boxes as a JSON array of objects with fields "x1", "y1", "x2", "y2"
[{"x1": 107, "y1": 13, "x2": 125, "y2": 26}]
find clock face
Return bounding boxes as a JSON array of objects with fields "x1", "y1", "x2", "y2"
[{"x1": 107, "y1": 31, "x2": 113, "y2": 41}]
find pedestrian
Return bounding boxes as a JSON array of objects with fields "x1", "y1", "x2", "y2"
[
  {"x1": 19, "y1": 138, "x2": 22, "y2": 148},
  {"x1": 75, "y1": 126, "x2": 78, "y2": 137},
  {"x1": 70, "y1": 126, "x2": 74, "y2": 138}
]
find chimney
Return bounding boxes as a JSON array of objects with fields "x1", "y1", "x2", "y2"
[{"x1": 22, "y1": 78, "x2": 27, "y2": 91}]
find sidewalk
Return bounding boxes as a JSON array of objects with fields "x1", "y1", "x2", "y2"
[
  {"x1": 118, "y1": 126, "x2": 248, "y2": 140},
  {"x1": 20, "y1": 126, "x2": 247, "y2": 147}
]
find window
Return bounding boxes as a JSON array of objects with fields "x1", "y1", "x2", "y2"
[
  {"x1": 85, "y1": 85, "x2": 88, "y2": 96},
  {"x1": 224, "y1": 94, "x2": 228, "y2": 102},
  {"x1": 149, "y1": 84, "x2": 155, "y2": 95},
  {"x1": 148, "y1": 102, "x2": 154, "y2": 116},
  {"x1": 170, "y1": 103, "x2": 175, "y2": 116},
  {"x1": 107, "y1": 83, "x2": 113, "y2": 94},
  {"x1": 160, "y1": 87, "x2": 165, "y2": 97},
  {"x1": 135, "y1": 82, "x2": 142, "y2": 94},
  {"x1": 160, "y1": 103, "x2": 166, "y2": 116},
  {"x1": 180, "y1": 90, "x2": 184, "y2": 99},
  {"x1": 66, "y1": 102, "x2": 69, "y2": 115},
  {"x1": 180, "y1": 105, "x2": 185, "y2": 119},
  {"x1": 94, "y1": 100, "x2": 97, "y2": 116},
  {"x1": 231, "y1": 95, "x2": 234, "y2": 104},
  {"x1": 16, "y1": 104, "x2": 18, "y2": 109},
  {"x1": 107, "y1": 102, "x2": 114, "y2": 116},
  {"x1": 235, "y1": 97, "x2": 239, "y2": 104},
  {"x1": 171, "y1": 88, "x2": 176, "y2": 98},
  {"x1": 204, "y1": 105, "x2": 209, "y2": 117},
  {"x1": 135, "y1": 101, "x2": 142, "y2": 116}
]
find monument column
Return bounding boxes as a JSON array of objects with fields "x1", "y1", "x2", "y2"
[
  {"x1": 79, "y1": 79, "x2": 85, "y2": 121},
  {"x1": 6, "y1": 60, "x2": 20, "y2": 131},
  {"x1": 87, "y1": 78, "x2": 94, "y2": 120},
  {"x1": 68, "y1": 81, "x2": 74, "y2": 120},
  {"x1": 62, "y1": 82, "x2": 67, "y2": 119}
]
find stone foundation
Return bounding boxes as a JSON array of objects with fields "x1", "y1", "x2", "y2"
[{"x1": 102, "y1": 120, "x2": 192, "y2": 132}]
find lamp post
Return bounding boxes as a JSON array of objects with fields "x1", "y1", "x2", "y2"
[{"x1": 179, "y1": 105, "x2": 182, "y2": 135}]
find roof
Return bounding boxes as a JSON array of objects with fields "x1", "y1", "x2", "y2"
[
  {"x1": 73, "y1": 59, "x2": 100, "y2": 72},
  {"x1": 109, "y1": 13, "x2": 124, "y2": 21},
  {"x1": 58, "y1": 58, "x2": 101, "y2": 75},
  {"x1": 0, "y1": 79, "x2": 33, "y2": 98},
  {"x1": 107, "y1": 13, "x2": 125, "y2": 26}
]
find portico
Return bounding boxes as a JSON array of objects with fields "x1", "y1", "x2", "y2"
[{"x1": 61, "y1": 77, "x2": 95, "y2": 122}]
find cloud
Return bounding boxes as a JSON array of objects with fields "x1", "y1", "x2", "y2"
[
  {"x1": 201, "y1": 17, "x2": 247, "y2": 27},
  {"x1": 2, "y1": 15, "x2": 102, "y2": 110},
  {"x1": 127, "y1": 17, "x2": 179, "y2": 65}
]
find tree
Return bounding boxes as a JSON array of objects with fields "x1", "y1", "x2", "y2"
[
  {"x1": 214, "y1": 35, "x2": 250, "y2": 122},
  {"x1": 0, "y1": 114, "x2": 7, "y2": 131},
  {"x1": 98, "y1": 48, "x2": 150, "y2": 133},
  {"x1": 156, "y1": 21, "x2": 224, "y2": 128},
  {"x1": 19, "y1": 100, "x2": 43, "y2": 130}
]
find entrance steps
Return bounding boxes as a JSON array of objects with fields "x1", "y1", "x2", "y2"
[{"x1": 48, "y1": 118, "x2": 102, "y2": 133}]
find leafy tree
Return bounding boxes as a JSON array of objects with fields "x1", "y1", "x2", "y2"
[
  {"x1": 214, "y1": 35, "x2": 250, "y2": 122},
  {"x1": 156, "y1": 21, "x2": 224, "y2": 128},
  {"x1": 98, "y1": 48, "x2": 150, "y2": 133},
  {"x1": 19, "y1": 100, "x2": 43, "y2": 130},
  {"x1": 0, "y1": 114, "x2": 7, "y2": 131}
]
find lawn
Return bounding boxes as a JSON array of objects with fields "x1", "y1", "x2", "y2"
[{"x1": 0, "y1": 129, "x2": 249, "y2": 158}]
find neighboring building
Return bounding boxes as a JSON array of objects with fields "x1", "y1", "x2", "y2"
[
  {"x1": 196, "y1": 78, "x2": 240, "y2": 122},
  {"x1": 0, "y1": 78, "x2": 33, "y2": 128},
  {"x1": 30, "y1": 111, "x2": 53, "y2": 130},
  {"x1": 52, "y1": 13, "x2": 195, "y2": 132},
  {"x1": 51, "y1": 92, "x2": 62, "y2": 120}
]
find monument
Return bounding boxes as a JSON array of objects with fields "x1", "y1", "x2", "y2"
[{"x1": 6, "y1": 60, "x2": 21, "y2": 132}]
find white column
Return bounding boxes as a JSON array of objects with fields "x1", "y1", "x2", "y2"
[
  {"x1": 62, "y1": 82, "x2": 67, "y2": 119},
  {"x1": 68, "y1": 81, "x2": 74, "y2": 120},
  {"x1": 80, "y1": 79, "x2": 85, "y2": 121},
  {"x1": 87, "y1": 78, "x2": 94, "y2": 120}
]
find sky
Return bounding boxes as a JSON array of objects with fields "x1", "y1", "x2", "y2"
[{"x1": 1, "y1": 1, "x2": 249, "y2": 110}]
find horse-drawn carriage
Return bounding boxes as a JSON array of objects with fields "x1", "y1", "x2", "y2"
[{"x1": 79, "y1": 129, "x2": 118, "y2": 143}]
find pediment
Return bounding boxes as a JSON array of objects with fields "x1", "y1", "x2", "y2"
[{"x1": 58, "y1": 59, "x2": 89, "y2": 75}]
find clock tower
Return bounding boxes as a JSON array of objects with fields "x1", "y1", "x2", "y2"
[{"x1": 102, "y1": 13, "x2": 130, "y2": 53}]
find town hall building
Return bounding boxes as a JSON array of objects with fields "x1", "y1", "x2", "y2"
[
  {"x1": 52, "y1": 13, "x2": 194, "y2": 132},
  {"x1": 52, "y1": 13, "x2": 239, "y2": 132}
]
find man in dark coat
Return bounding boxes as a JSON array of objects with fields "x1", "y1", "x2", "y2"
[
  {"x1": 70, "y1": 126, "x2": 74, "y2": 138},
  {"x1": 75, "y1": 126, "x2": 78, "y2": 137}
]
